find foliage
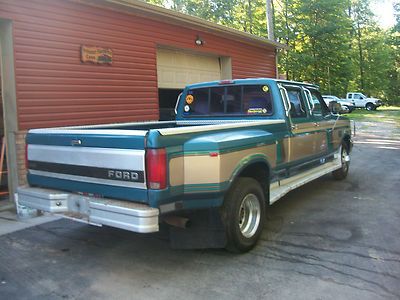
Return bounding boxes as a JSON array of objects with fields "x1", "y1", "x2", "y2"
[{"x1": 144, "y1": 0, "x2": 399, "y2": 105}]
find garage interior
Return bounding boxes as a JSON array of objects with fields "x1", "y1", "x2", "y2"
[{"x1": 157, "y1": 47, "x2": 229, "y2": 120}]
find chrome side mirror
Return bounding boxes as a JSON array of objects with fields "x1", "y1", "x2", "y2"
[{"x1": 330, "y1": 101, "x2": 348, "y2": 114}]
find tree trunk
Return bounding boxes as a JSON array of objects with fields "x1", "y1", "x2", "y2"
[{"x1": 357, "y1": 21, "x2": 365, "y2": 90}]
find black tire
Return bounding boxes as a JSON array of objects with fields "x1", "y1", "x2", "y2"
[
  {"x1": 366, "y1": 103, "x2": 375, "y2": 111},
  {"x1": 332, "y1": 144, "x2": 350, "y2": 180},
  {"x1": 221, "y1": 177, "x2": 266, "y2": 253}
]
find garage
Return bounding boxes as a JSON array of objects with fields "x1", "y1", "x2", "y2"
[
  {"x1": 0, "y1": 0, "x2": 283, "y2": 204},
  {"x1": 157, "y1": 48, "x2": 224, "y2": 120}
]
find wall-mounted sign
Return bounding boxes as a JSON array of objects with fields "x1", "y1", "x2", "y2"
[{"x1": 81, "y1": 46, "x2": 112, "y2": 65}]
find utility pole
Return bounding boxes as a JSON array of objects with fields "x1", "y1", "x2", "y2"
[
  {"x1": 327, "y1": 66, "x2": 331, "y2": 94},
  {"x1": 266, "y1": 0, "x2": 274, "y2": 40}
]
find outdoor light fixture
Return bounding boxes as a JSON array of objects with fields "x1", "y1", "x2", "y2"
[{"x1": 195, "y1": 35, "x2": 204, "y2": 46}]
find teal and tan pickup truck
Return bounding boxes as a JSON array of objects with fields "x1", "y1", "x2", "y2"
[{"x1": 18, "y1": 78, "x2": 352, "y2": 252}]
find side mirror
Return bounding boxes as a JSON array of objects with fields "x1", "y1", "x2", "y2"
[
  {"x1": 339, "y1": 106, "x2": 349, "y2": 114},
  {"x1": 330, "y1": 101, "x2": 349, "y2": 114}
]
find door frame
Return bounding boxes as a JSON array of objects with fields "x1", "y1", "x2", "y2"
[{"x1": 0, "y1": 19, "x2": 19, "y2": 204}]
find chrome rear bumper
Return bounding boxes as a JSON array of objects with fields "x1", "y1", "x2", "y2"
[{"x1": 17, "y1": 186, "x2": 159, "y2": 233}]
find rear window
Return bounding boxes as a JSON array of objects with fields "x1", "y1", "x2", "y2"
[{"x1": 183, "y1": 85, "x2": 273, "y2": 117}]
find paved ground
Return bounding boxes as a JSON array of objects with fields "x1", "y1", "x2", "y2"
[
  {"x1": 0, "y1": 210, "x2": 59, "y2": 236},
  {"x1": 0, "y1": 120, "x2": 399, "y2": 300}
]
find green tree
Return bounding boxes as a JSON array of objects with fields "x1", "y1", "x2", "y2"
[
  {"x1": 387, "y1": 2, "x2": 400, "y2": 105},
  {"x1": 274, "y1": 0, "x2": 354, "y2": 96},
  {"x1": 143, "y1": 0, "x2": 398, "y2": 103}
]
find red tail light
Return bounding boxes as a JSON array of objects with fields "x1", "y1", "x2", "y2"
[{"x1": 145, "y1": 148, "x2": 167, "y2": 190}]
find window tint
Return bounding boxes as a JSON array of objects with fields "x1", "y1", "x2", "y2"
[
  {"x1": 286, "y1": 88, "x2": 307, "y2": 118},
  {"x1": 210, "y1": 87, "x2": 225, "y2": 114},
  {"x1": 226, "y1": 86, "x2": 242, "y2": 114},
  {"x1": 188, "y1": 88, "x2": 209, "y2": 115},
  {"x1": 183, "y1": 84, "x2": 273, "y2": 116},
  {"x1": 243, "y1": 85, "x2": 273, "y2": 115}
]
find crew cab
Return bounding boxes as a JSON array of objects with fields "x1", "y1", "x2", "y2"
[
  {"x1": 346, "y1": 92, "x2": 382, "y2": 110},
  {"x1": 18, "y1": 79, "x2": 352, "y2": 252}
]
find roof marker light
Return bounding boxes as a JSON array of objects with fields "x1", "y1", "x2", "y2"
[{"x1": 219, "y1": 80, "x2": 235, "y2": 85}]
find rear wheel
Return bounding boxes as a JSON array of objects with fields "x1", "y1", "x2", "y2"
[
  {"x1": 332, "y1": 144, "x2": 350, "y2": 180},
  {"x1": 221, "y1": 177, "x2": 266, "y2": 253},
  {"x1": 366, "y1": 103, "x2": 375, "y2": 111}
]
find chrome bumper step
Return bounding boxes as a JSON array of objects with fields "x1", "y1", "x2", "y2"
[{"x1": 17, "y1": 186, "x2": 159, "y2": 233}]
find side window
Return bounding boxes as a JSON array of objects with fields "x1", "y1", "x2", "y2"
[
  {"x1": 286, "y1": 88, "x2": 307, "y2": 118},
  {"x1": 353, "y1": 94, "x2": 361, "y2": 100},
  {"x1": 309, "y1": 89, "x2": 329, "y2": 116}
]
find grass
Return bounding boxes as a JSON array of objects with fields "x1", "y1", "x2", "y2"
[{"x1": 346, "y1": 106, "x2": 400, "y2": 127}]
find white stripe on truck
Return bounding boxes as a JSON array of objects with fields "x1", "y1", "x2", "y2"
[
  {"x1": 28, "y1": 145, "x2": 145, "y2": 170},
  {"x1": 28, "y1": 145, "x2": 146, "y2": 189}
]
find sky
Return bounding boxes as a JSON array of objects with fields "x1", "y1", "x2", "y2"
[{"x1": 371, "y1": 0, "x2": 397, "y2": 28}]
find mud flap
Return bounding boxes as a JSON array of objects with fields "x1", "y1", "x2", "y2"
[{"x1": 168, "y1": 209, "x2": 227, "y2": 249}]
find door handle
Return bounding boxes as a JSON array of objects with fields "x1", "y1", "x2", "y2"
[
  {"x1": 313, "y1": 122, "x2": 320, "y2": 127},
  {"x1": 291, "y1": 124, "x2": 298, "y2": 130}
]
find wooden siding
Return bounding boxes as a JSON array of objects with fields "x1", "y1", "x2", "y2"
[{"x1": 0, "y1": 0, "x2": 276, "y2": 129}]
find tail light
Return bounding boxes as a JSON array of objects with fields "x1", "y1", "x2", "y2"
[{"x1": 145, "y1": 148, "x2": 167, "y2": 190}]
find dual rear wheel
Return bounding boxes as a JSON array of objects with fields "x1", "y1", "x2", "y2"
[{"x1": 221, "y1": 177, "x2": 266, "y2": 253}]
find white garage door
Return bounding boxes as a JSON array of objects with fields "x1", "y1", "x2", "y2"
[{"x1": 157, "y1": 48, "x2": 221, "y2": 89}]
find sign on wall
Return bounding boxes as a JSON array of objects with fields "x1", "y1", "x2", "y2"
[{"x1": 81, "y1": 46, "x2": 112, "y2": 64}]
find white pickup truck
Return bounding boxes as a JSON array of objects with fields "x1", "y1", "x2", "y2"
[{"x1": 346, "y1": 92, "x2": 382, "y2": 111}]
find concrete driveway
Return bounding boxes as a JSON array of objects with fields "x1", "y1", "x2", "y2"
[{"x1": 0, "y1": 120, "x2": 399, "y2": 300}]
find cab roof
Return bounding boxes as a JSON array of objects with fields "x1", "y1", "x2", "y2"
[{"x1": 185, "y1": 78, "x2": 320, "y2": 90}]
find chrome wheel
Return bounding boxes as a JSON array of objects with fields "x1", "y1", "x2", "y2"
[
  {"x1": 341, "y1": 146, "x2": 349, "y2": 173},
  {"x1": 333, "y1": 144, "x2": 350, "y2": 180},
  {"x1": 238, "y1": 194, "x2": 261, "y2": 238}
]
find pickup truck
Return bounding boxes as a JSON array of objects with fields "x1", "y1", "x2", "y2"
[
  {"x1": 18, "y1": 78, "x2": 352, "y2": 252},
  {"x1": 346, "y1": 92, "x2": 382, "y2": 111}
]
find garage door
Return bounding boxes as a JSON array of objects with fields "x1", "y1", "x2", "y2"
[{"x1": 157, "y1": 48, "x2": 221, "y2": 89}]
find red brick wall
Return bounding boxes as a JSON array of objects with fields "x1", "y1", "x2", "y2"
[{"x1": 0, "y1": 0, "x2": 277, "y2": 130}]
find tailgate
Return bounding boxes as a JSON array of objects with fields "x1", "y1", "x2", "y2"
[{"x1": 26, "y1": 128, "x2": 149, "y2": 203}]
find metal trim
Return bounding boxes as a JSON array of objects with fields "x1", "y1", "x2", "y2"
[
  {"x1": 29, "y1": 128, "x2": 148, "y2": 136},
  {"x1": 160, "y1": 119, "x2": 285, "y2": 136},
  {"x1": 28, "y1": 145, "x2": 145, "y2": 170}
]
